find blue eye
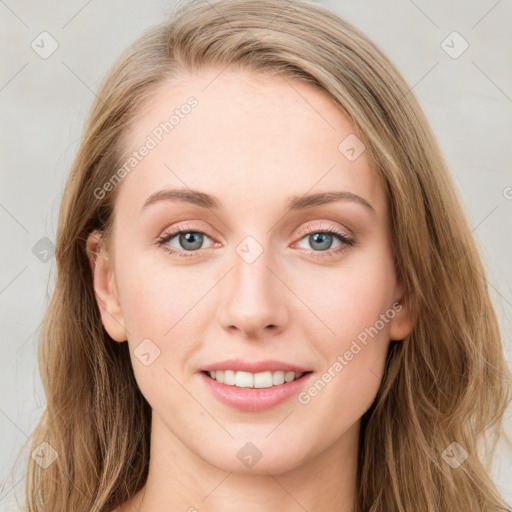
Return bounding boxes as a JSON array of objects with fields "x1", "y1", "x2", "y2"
[
  {"x1": 299, "y1": 231, "x2": 341, "y2": 251},
  {"x1": 293, "y1": 227, "x2": 355, "y2": 260},
  {"x1": 157, "y1": 229, "x2": 213, "y2": 257},
  {"x1": 157, "y1": 225, "x2": 355, "y2": 260}
]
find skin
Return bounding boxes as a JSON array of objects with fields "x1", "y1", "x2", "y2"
[{"x1": 87, "y1": 68, "x2": 415, "y2": 512}]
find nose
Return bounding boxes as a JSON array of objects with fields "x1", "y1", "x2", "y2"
[{"x1": 217, "y1": 244, "x2": 289, "y2": 340}]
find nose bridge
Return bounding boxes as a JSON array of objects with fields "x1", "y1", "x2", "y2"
[
  {"x1": 217, "y1": 232, "x2": 287, "y2": 336},
  {"x1": 232, "y1": 233, "x2": 277, "y2": 307}
]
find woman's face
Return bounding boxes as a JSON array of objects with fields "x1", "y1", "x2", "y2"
[{"x1": 89, "y1": 68, "x2": 414, "y2": 474}]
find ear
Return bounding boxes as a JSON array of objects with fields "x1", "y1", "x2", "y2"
[
  {"x1": 86, "y1": 229, "x2": 127, "y2": 342},
  {"x1": 388, "y1": 281, "x2": 417, "y2": 341}
]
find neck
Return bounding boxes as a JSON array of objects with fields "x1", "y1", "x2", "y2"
[{"x1": 132, "y1": 412, "x2": 360, "y2": 512}]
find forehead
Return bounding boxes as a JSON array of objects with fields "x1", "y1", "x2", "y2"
[{"x1": 116, "y1": 67, "x2": 385, "y2": 218}]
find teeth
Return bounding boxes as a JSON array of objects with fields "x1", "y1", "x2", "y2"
[
  {"x1": 207, "y1": 369, "x2": 304, "y2": 388},
  {"x1": 224, "y1": 370, "x2": 236, "y2": 385}
]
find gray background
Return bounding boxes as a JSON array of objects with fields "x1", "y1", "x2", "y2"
[{"x1": 1, "y1": 0, "x2": 511, "y2": 510}]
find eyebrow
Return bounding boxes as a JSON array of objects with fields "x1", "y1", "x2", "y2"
[{"x1": 141, "y1": 188, "x2": 376, "y2": 215}]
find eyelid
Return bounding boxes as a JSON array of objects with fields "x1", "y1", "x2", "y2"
[
  {"x1": 294, "y1": 220, "x2": 354, "y2": 240},
  {"x1": 157, "y1": 223, "x2": 217, "y2": 246},
  {"x1": 158, "y1": 220, "x2": 351, "y2": 242},
  {"x1": 159, "y1": 222, "x2": 214, "y2": 237}
]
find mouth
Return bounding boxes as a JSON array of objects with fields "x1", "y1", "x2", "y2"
[{"x1": 199, "y1": 367, "x2": 314, "y2": 412}]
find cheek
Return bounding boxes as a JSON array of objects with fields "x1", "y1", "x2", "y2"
[
  {"x1": 115, "y1": 253, "x2": 192, "y2": 338},
  {"x1": 303, "y1": 256, "x2": 396, "y2": 343},
  {"x1": 297, "y1": 256, "x2": 396, "y2": 409},
  {"x1": 114, "y1": 256, "x2": 196, "y2": 409}
]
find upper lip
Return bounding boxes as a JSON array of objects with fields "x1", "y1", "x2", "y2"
[{"x1": 198, "y1": 359, "x2": 312, "y2": 374}]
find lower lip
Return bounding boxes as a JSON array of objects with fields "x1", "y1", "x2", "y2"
[{"x1": 199, "y1": 371, "x2": 314, "y2": 412}]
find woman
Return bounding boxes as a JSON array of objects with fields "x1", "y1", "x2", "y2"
[{"x1": 22, "y1": 0, "x2": 511, "y2": 510}]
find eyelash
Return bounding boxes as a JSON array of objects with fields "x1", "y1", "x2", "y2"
[{"x1": 156, "y1": 224, "x2": 355, "y2": 260}]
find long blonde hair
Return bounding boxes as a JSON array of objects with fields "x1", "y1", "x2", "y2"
[{"x1": 16, "y1": 0, "x2": 512, "y2": 510}]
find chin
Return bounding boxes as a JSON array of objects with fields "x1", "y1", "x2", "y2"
[{"x1": 200, "y1": 439, "x2": 310, "y2": 476}]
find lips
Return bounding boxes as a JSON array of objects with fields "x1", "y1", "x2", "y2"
[
  {"x1": 197, "y1": 358, "x2": 314, "y2": 412},
  {"x1": 199, "y1": 371, "x2": 313, "y2": 412},
  {"x1": 197, "y1": 358, "x2": 311, "y2": 374}
]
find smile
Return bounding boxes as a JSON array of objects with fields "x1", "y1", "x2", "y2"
[
  {"x1": 205, "y1": 369, "x2": 307, "y2": 388},
  {"x1": 199, "y1": 368, "x2": 314, "y2": 412}
]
